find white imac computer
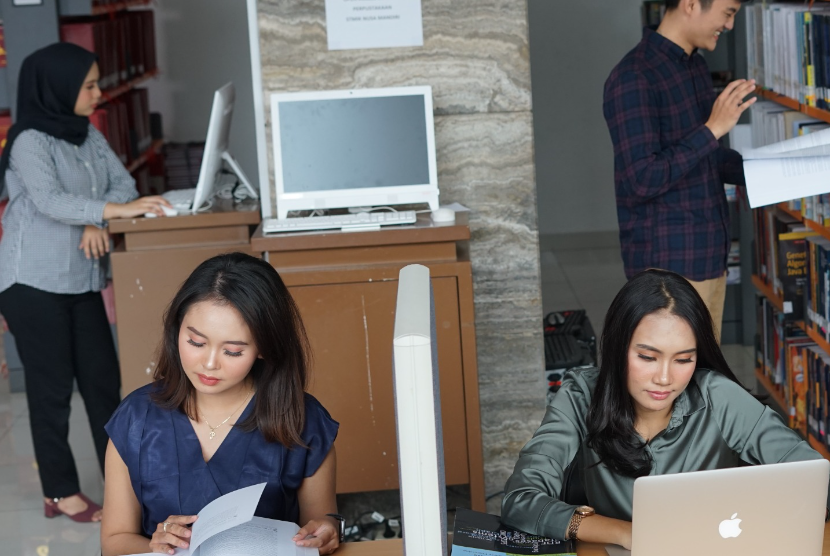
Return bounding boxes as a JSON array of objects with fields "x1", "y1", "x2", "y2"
[
  {"x1": 269, "y1": 86, "x2": 440, "y2": 219},
  {"x1": 166, "y1": 82, "x2": 259, "y2": 214}
]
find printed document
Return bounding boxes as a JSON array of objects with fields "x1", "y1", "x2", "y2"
[
  {"x1": 740, "y1": 127, "x2": 830, "y2": 208},
  {"x1": 124, "y1": 483, "x2": 316, "y2": 555}
]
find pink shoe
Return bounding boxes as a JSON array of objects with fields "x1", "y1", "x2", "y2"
[{"x1": 44, "y1": 492, "x2": 102, "y2": 522}]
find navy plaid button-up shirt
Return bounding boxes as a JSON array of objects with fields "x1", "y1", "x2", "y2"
[{"x1": 603, "y1": 28, "x2": 745, "y2": 282}]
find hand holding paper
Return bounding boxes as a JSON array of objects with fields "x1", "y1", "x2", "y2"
[{"x1": 121, "y1": 483, "x2": 318, "y2": 556}]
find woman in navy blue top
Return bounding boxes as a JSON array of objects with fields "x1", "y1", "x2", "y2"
[{"x1": 100, "y1": 252, "x2": 340, "y2": 555}]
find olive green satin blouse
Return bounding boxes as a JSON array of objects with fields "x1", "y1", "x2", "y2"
[{"x1": 501, "y1": 367, "x2": 829, "y2": 540}]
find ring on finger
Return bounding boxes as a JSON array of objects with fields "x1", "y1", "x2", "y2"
[{"x1": 163, "y1": 521, "x2": 171, "y2": 533}]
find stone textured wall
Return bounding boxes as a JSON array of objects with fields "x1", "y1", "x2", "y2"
[{"x1": 257, "y1": 0, "x2": 545, "y2": 510}]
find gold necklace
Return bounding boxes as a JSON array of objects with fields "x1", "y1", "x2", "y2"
[{"x1": 201, "y1": 389, "x2": 253, "y2": 440}]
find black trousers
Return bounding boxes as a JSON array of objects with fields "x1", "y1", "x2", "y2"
[{"x1": 0, "y1": 283, "x2": 121, "y2": 498}]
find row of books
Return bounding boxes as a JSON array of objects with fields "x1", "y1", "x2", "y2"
[
  {"x1": 755, "y1": 296, "x2": 811, "y2": 430},
  {"x1": 756, "y1": 292, "x2": 830, "y2": 455},
  {"x1": 162, "y1": 142, "x2": 205, "y2": 190},
  {"x1": 805, "y1": 342, "x2": 830, "y2": 451},
  {"x1": 745, "y1": 3, "x2": 830, "y2": 108},
  {"x1": 804, "y1": 234, "x2": 830, "y2": 346},
  {"x1": 60, "y1": 10, "x2": 157, "y2": 92},
  {"x1": 89, "y1": 87, "x2": 152, "y2": 166},
  {"x1": 754, "y1": 206, "x2": 816, "y2": 321}
]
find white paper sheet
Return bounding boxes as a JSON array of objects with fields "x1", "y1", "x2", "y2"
[
  {"x1": 325, "y1": 0, "x2": 423, "y2": 51},
  {"x1": 739, "y1": 126, "x2": 830, "y2": 208},
  {"x1": 198, "y1": 516, "x2": 317, "y2": 556},
  {"x1": 123, "y1": 482, "x2": 267, "y2": 556}
]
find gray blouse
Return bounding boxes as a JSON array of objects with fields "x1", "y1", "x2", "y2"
[
  {"x1": 0, "y1": 126, "x2": 138, "y2": 295},
  {"x1": 501, "y1": 367, "x2": 829, "y2": 540}
]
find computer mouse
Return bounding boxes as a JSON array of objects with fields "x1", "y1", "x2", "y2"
[
  {"x1": 144, "y1": 205, "x2": 178, "y2": 218},
  {"x1": 430, "y1": 207, "x2": 456, "y2": 224}
]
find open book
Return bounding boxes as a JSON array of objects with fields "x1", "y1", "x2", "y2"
[
  {"x1": 741, "y1": 126, "x2": 830, "y2": 208},
  {"x1": 126, "y1": 483, "x2": 316, "y2": 556}
]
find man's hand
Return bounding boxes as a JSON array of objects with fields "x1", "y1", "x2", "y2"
[
  {"x1": 706, "y1": 79, "x2": 757, "y2": 140},
  {"x1": 79, "y1": 225, "x2": 110, "y2": 260}
]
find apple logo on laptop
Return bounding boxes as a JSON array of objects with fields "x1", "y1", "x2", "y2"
[{"x1": 718, "y1": 513, "x2": 742, "y2": 538}]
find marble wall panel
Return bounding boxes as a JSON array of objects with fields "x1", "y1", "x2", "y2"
[{"x1": 257, "y1": 0, "x2": 545, "y2": 505}]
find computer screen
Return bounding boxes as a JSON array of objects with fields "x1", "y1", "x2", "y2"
[
  {"x1": 270, "y1": 86, "x2": 439, "y2": 219},
  {"x1": 192, "y1": 82, "x2": 257, "y2": 213},
  {"x1": 392, "y1": 263, "x2": 447, "y2": 556}
]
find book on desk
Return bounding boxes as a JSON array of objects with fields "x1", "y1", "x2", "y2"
[{"x1": 451, "y1": 508, "x2": 575, "y2": 556}]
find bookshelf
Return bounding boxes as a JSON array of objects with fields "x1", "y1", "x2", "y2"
[
  {"x1": 0, "y1": 0, "x2": 159, "y2": 176},
  {"x1": 89, "y1": 0, "x2": 150, "y2": 16},
  {"x1": 125, "y1": 138, "x2": 162, "y2": 174},
  {"x1": 100, "y1": 68, "x2": 158, "y2": 106},
  {"x1": 751, "y1": 199, "x2": 830, "y2": 462},
  {"x1": 756, "y1": 87, "x2": 830, "y2": 126},
  {"x1": 752, "y1": 270, "x2": 828, "y2": 456}
]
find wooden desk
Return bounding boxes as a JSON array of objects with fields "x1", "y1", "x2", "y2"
[
  {"x1": 336, "y1": 522, "x2": 830, "y2": 554},
  {"x1": 250, "y1": 213, "x2": 485, "y2": 510},
  {"x1": 109, "y1": 199, "x2": 260, "y2": 394}
]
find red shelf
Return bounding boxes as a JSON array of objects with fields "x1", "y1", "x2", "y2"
[
  {"x1": 99, "y1": 69, "x2": 158, "y2": 106},
  {"x1": 91, "y1": 0, "x2": 151, "y2": 16},
  {"x1": 757, "y1": 86, "x2": 830, "y2": 125},
  {"x1": 125, "y1": 138, "x2": 162, "y2": 174},
  {"x1": 777, "y1": 203, "x2": 803, "y2": 222}
]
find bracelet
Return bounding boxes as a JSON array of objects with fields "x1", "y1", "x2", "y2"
[{"x1": 566, "y1": 512, "x2": 583, "y2": 541}]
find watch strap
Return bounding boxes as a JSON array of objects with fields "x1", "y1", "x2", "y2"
[
  {"x1": 326, "y1": 513, "x2": 346, "y2": 543},
  {"x1": 566, "y1": 511, "x2": 583, "y2": 541}
]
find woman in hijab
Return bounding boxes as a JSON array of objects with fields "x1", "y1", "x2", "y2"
[{"x1": 0, "y1": 42, "x2": 172, "y2": 522}]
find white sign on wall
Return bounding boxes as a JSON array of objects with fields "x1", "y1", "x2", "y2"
[{"x1": 325, "y1": 0, "x2": 423, "y2": 51}]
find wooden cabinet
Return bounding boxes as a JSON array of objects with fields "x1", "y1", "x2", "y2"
[
  {"x1": 108, "y1": 201, "x2": 260, "y2": 395},
  {"x1": 251, "y1": 213, "x2": 485, "y2": 510}
]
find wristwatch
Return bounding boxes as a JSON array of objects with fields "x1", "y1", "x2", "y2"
[
  {"x1": 326, "y1": 513, "x2": 346, "y2": 543},
  {"x1": 566, "y1": 505, "x2": 595, "y2": 541}
]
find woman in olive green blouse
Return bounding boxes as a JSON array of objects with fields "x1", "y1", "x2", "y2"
[{"x1": 501, "y1": 269, "x2": 829, "y2": 550}]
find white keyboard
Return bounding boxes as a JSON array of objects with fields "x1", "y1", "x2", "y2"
[
  {"x1": 262, "y1": 210, "x2": 417, "y2": 234},
  {"x1": 162, "y1": 188, "x2": 196, "y2": 210}
]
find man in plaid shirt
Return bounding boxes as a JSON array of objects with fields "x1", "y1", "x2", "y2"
[{"x1": 603, "y1": 0, "x2": 753, "y2": 340}]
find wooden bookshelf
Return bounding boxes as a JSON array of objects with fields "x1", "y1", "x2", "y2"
[
  {"x1": 100, "y1": 69, "x2": 158, "y2": 107},
  {"x1": 756, "y1": 86, "x2": 830, "y2": 125},
  {"x1": 752, "y1": 269, "x2": 830, "y2": 459},
  {"x1": 90, "y1": 0, "x2": 152, "y2": 16},
  {"x1": 126, "y1": 138, "x2": 162, "y2": 174},
  {"x1": 754, "y1": 367, "x2": 787, "y2": 412},
  {"x1": 798, "y1": 322, "x2": 830, "y2": 358},
  {"x1": 777, "y1": 203, "x2": 803, "y2": 222},
  {"x1": 752, "y1": 274, "x2": 783, "y2": 312}
]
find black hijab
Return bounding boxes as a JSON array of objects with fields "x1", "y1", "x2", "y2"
[{"x1": 0, "y1": 42, "x2": 98, "y2": 195}]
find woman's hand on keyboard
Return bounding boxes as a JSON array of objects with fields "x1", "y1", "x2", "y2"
[{"x1": 103, "y1": 196, "x2": 173, "y2": 220}]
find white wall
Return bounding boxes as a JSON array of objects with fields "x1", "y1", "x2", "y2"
[
  {"x1": 528, "y1": 0, "x2": 644, "y2": 237},
  {"x1": 145, "y1": 0, "x2": 260, "y2": 188}
]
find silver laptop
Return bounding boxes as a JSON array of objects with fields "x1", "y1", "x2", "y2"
[{"x1": 606, "y1": 459, "x2": 830, "y2": 556}]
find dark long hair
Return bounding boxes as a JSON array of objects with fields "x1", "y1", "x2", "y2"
[
  {"x1": 586, "y1": 269, "x2": 742, "y2": 478},
  {"x1": 151, "y1": 252, "x2": 310, "y2": 447}
]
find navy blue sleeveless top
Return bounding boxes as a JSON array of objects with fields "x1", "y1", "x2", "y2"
[{"x1": 105, "y1": 384, "x2": 339, "y2": 537}]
